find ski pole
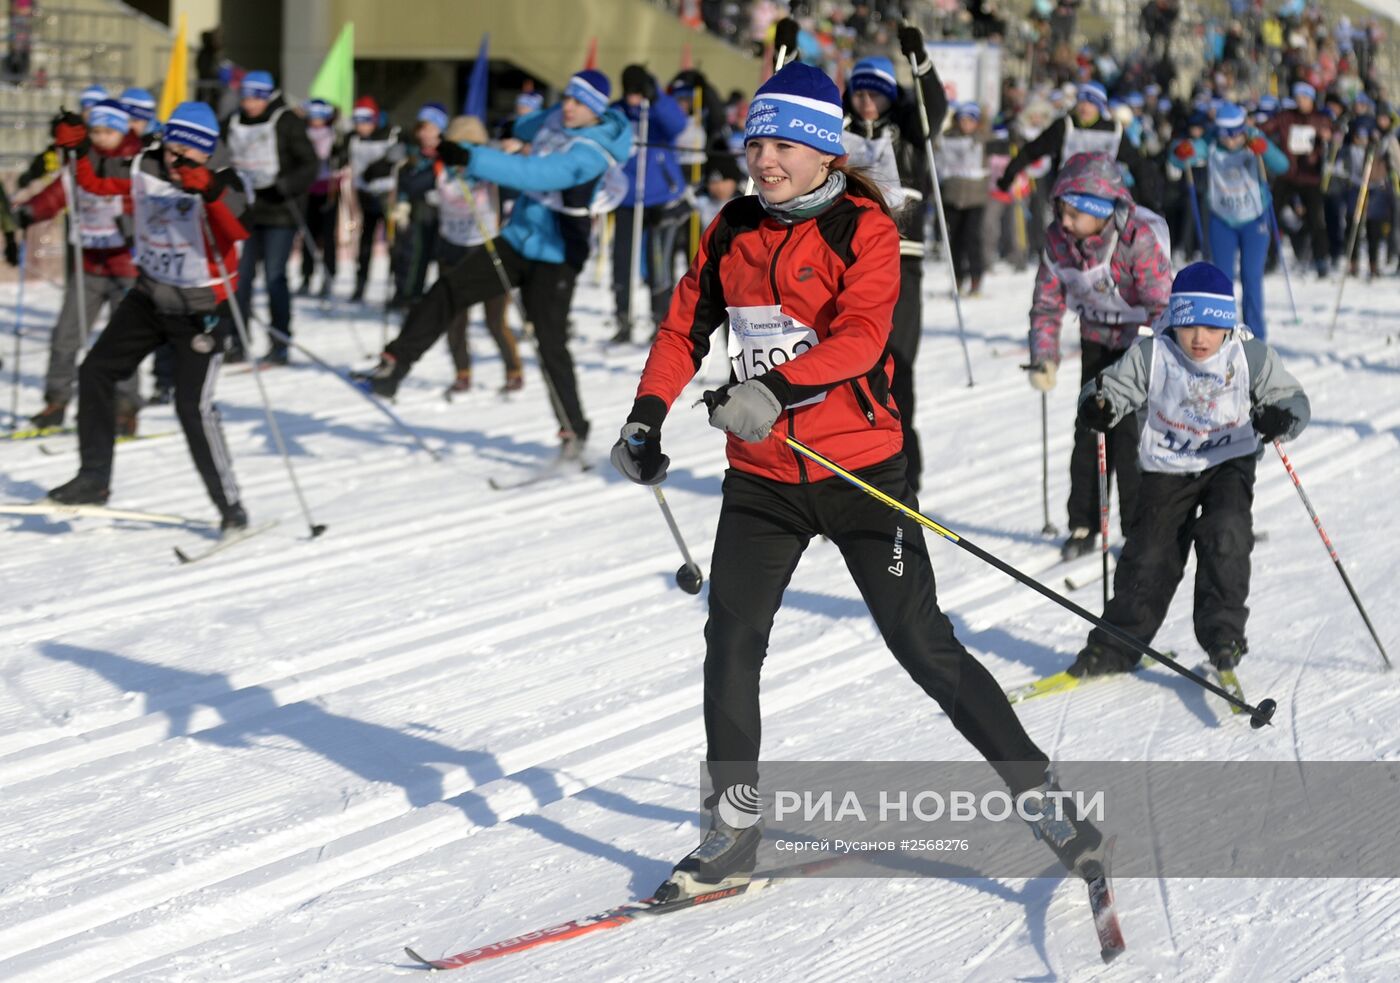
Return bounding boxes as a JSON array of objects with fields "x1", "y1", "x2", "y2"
[
  {"x1": 742, "y1": 42, "x2": 790, "y2": 196},
  {"x1": 627, "y1": 98, "x2": 650, "y2": 341},
  {"x1": 1095, "y1": 374, "x2": 1110, "y2": 608},
  {"x1": 651, "y1": 485, "x2": 704, "y2": 594},
  {"x1": 7, "y1": 238, "x2": 24, "y2": 431},
  {"x1": 1273, "y1": 440, "x2": 1391, "y2": 670},
  {"x1": 1329, "y1": 149, "x2": 1374, "y2": 339},
  {"x1": 200, "y1": 209, "x2": 327, "y2": 539},
  {"x1": 1257, "y1": 156, "x2": 1299, "y2": 326},
  {"x1": 907, "y1": 48, "x2": 975, "y2": 388},
  {"x1": 257, "y1": 321, "x2": 441, "y2": 461},
  {"x1": 1039, "y1": 390, "x2": 1056, "y2": 536},
  {"x1": 63, "y1": 155, "x2": 91, "y2": 351},
  {"x1": 1183, "y1": 165, "x2": 1209, "y2": 261},
  {"x1": 454, "y1": 174, "x2": 578, "y2": 450},
  {"x1": 780, "y1": 433, "x2": 1278, "y2": 725}
]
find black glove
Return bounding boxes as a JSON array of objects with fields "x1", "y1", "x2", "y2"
[
  {"x1": 610, "y1": 422, "x2": 670, "y2": 485},
  {"x1": 363, "y1": 158, "x2": 394, "y2": 181},
  {"x1": 3, "y1": 232, "x2": 17, "y2": 268},
  {"x1": 436, "y1": 140, "x2": 472, "y2": 167},
  {"x1": 773, "y1": 17, "x2": 799, "y2": 54},
  {"x1": 621, "y1": 65, "x2": 657, "y2": 102},
  {"x1": 1252, "y1": 404, "x2": 1296, "y2": 442},
  {"x1": 1077, "y1": 396, "x2": 1115, "y2": 432},
  {"x1": 14, "y1": 206, "x2": 33, "y2": 231},
  {"x1": 996, "y1": 172, "x2": 1013, "y2": 193},
  {"x1": 898, "y1": 25, "x2": 926, "y2": 61}
]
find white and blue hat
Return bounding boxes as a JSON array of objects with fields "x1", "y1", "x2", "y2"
[
  {"x1": 1168, "y1": 262, "x2": 1237, "y2": 330},
  {"x1": 417, "y1": 101, "x2": 449, "y2": 132},
  {"x1": 954, "y1": 101, "x2": 982, "y2": 122},
  {"x1": 563, "y1": 69, "x2": 611, "y2": 118},
  {"x1": 1060, "y1": 192, "x2": 1115, "y2": 218},
  {"x1": 849, "y1": 56, "x2": 898, "y2": 104},
  {"x1": 80, "y1": 84, "x2": 107, "y2": 109},
  {"x1": 1077, "y1": 81, "x2": 1109, "y2": 110},
  {"x1": 306, "y1": 98, "x2": 334, "y2": 121},
  {"x1": 241, "y1": 70, "x2": 275, "y2": 99},
  {"x1": 1214, "y1": 102, "x2": 1247, "y2": 136},
  {"x1": 88, "y1": 99, "x2": 131, "y2": 133},
  {"x1": 120, "y1": 87, "x2": 156, "y2": 122},
  {"x1": 164, "y1": 100, "x2": 220, "y2": 154},
  {"x1": 745, "y1": 62, "x2": 845, "y2": 156},
  {"x1": 1292, "y1": 81, "x2": 1316, "y2": 103}
]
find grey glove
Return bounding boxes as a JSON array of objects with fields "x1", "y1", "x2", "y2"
[
  {"x1": 705, "y1": 379, "x2": 783, "y2": 443},
  {"x1": 610, "y1": 421, "x2": 670, "y2": 485}
]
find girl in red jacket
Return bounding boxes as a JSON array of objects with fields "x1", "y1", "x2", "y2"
[{"x1": 612, "y1": 62, "x2": 1099, "y2": 901}]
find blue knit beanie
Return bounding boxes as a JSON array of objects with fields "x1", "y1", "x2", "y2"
[
  {"x1": 849, "y1": 56, "x2": 898, "y2": 104},
  {"x1": 120, "y1": 87, "x2": 157, "y2": 122},
  {"x1": 745, "y1": 62, "x2": 844, "y2": 156},
  {"x1": 306, "y1": 98, "x2": 334, "y2": 121},
  {"x1": 1214, "y1": 102, "x2": 1247, "y2": 135},
  {"x1": 1168, "y1": 262, "x2": 1237, "y2": 330},
  {"x1": 564, "y1": 70, "x2": 611, "y2": 118},
  {"x1": 241, "y1": 70, "x2": 275, "y2": 99},
  {"x1": 1077, "y1": 81, "x2": 1108, "y2": 110},
  {"x1": 1293, "y1": 81, "x2": 1316, "y2": 103},
  {"x1": 80, "y1": 85, "x2": 107, "y2": 109},
  {"x1": 164, "y1": 101, "x2": 221, "y2": 154},
  {"x1": 88, "y1": 99, "x2": 131, "y2": 133},
  {"x1": 954, "y1": 101, "x2": 982, "y2": 122},
  {"x1": 417, "y1": 101, "x2": 449, "y2": 132}
]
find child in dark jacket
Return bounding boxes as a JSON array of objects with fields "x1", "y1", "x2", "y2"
[{"x1": 1068, "y1": 262, "x2": 1310, "y2": 678}]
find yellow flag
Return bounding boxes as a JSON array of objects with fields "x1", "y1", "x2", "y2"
[{"x1": 157, "y1": 13, "x2": 188, "y2": 121}]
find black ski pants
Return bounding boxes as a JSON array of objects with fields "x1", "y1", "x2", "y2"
[
  {"x1": 77, "y1": 288, "x2": 240, "y2": 511},
  {"x1": 356, "y1": 189, "x2": 386, "y2": 289},
  {"x1": 384, "y1": 240, "x2": 588, "y2": 439},
  {"x1": 704, "y1": 457, "x2": 1049, "y2": 800},
  {"x1": 1090, "y1": 454, "x2": 1256, "y2": 659},
  {"x1": 888, "y1": 254, "x2": 923, "y2": 491},
  {"x1": 944, "y1": 203, "x2": 986, "y2": 283},
  {"x1": 1068, "y1": 340, "x2": 1141, "y2": 535}
]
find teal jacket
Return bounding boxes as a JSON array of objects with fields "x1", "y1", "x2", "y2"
[{"x1": 1171, "y1": 129, "x2": 1289, "y2": 228}]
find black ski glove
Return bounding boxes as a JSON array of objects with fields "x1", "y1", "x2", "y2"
[
  {"x1": 996, "y1": 171, "x2": 1014, "y2": 193},
  {"x1": 1252, "y1": 404, "x2": 1296, "y2": 442},
  {"x1": 437, "y1": 140, "x2": 472, "y2": 168},
  {"x1": 611, "y1": 421, "x2": 670, "y2": 485},
  {"x1": 773, "y1": 17, "x2": 799, "y2": 55},
  {"x1": 1077, "y1": 395, "x2": 1115, "y2": 433},
  {"x1": 363, "y1": 158, "x2": 394, "y2": 181},
  {"x1": 898, "y1": 25, "x2": 926, "y2": 62}
]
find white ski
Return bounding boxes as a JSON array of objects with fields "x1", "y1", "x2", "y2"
[
  {"x1": 174, "y1": 521, "x2": 279, "y2": 564},
  {"x1": 0, "y1": 501, "x2": 212, "y2": 528}
]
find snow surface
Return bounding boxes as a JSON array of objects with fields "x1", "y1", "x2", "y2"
[{"x1": 1, "y1": 251, "x2": 1398, "y2": 982}]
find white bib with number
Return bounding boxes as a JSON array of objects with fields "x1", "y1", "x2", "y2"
[
  {"x1": 936, "y1": 135, "x2": 988, "y2": 181},
  {"x1": 1048, "y1": 207, "x2": 1169, "y2": 326},
  {"x1": 1139, "y1": 333, "x2": 1257, "y2": 473},
  {"x1": 840, "y1": 129, "x2": 911, "y2": 210},
  {"x1": 131, "y1": 156, "x2": 214, "y2": 288},
  {"x1": 227, "y1": 110, "x2": 283, "y2": 190},
  {"x1": 350, "y1": 132, "x2": 397, "y2": 193},
  {"x1": 62, "y1": 166, "x2": 126, "y2": 250},
  {"x1": 1063, "y1": 120, "x2": 1122, "y2": 160},
  {"x1": 1285, "y1": 124, "x2": 1316, "y2": 156},
  {"x1": 1207, "y1": 144, "x2": 1265, "y2": 224},
  {"x1": 437, "y1": 168, "x2": 497, "y2": 247},
  {"x1": 726, "y1": 304, "x2": 823, "y2": 408}
]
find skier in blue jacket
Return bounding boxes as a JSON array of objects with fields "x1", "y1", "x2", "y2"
[
  {"x1": 1171, "y1": 103, "x2": 1289, "y2": 339},
  {"x1": 354, "y1": 69, "x2": 631, "y2": 455},
  {"x1": 609, "y1": 65, "x2": 692, "y2": 344}
]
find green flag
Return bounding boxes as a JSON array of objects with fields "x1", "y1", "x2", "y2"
[{"x1": 309, "y1": 22, "x2": 354, "y2": 119}]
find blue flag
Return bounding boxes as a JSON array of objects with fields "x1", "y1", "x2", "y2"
[{"x1": 464, "y1": 33, "x2": 489, "y2": 118}]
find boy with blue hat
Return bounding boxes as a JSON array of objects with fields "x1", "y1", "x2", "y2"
[
  {"x1": 299, "y1": 98, "x2": 344, "y2": 297},
  {"x1": 223, "y1": 69, "x2": 318, "y2": 364},
  {"x1": 938, "y1": 101, "x2": 992, "y2": 295},
  {"x1": 1068, "y1": 262, "x2": 1309, "y2": 678},
  {"x1": 840, "y1": 22, "x2": 947, "y2": 491},
  {"x1": 385, "y1": 101, "x2": 451, "y2": 308},
  {"x1": 45, "y1": 100, "x2": 253, "y2": 532},
  {"x1": 119, "y1": 87, "x2": 157, "y2": 140},
  {"x1": 346, "y1": 95, "x2": 402, "y2": 302}
]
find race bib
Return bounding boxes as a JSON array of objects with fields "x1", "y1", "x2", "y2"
[
  {"x1": 437, "y1": 170, "x2": 496, "y2": 247},
  {"x1": 132, "y1": 161, "x2": 214, "y2": 288},
  {"x1": 1208, "y1": 146, "x2": 1265, "y2": 223},
  {"x1": 726, "y1": 304, "x2": 823, "y2": 408},
  {"x1": 1286, "y1": 125, "x2": 1316, "y2": 156},
  {"x1": 228, "y1": 115, "x2": 282, "y2": 190}
]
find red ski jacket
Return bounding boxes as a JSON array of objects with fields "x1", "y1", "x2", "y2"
[
  {"x1": 632, "y1": 191, "x2": 903, "y2": 484},
  {"x1": 25, "y1": 132, "x2": 143, "y2": 279}
]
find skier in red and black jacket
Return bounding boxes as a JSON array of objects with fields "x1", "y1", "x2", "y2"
[{"x1": 611, "y1": 61, "x2": 1103, "y2": 904}]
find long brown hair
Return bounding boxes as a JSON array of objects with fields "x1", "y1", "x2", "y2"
[{"x1": 831, "y1": 161, "x2": 893, "y2": 218}]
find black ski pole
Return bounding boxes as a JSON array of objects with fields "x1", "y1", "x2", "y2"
[
  {"x1": 1274, "y1": 440, "x2": 1391, "y2": 670},
  {"x1": 258, "y1": 321, "x2": 441, "y2": 461},
  {"x1": 1095, "y1": 373, "x2": 1110, "y2": 609},
  {"x1": 781, "y1": 434, "x2": 1278, "y2": 726},
  {"x1": 1040, "y1": 391, "x2": 1056, "y2": 536},
  {"x1": 8, "y1": 238, "x2": 25, "y2": 431},
  {"x1": 201, "y1": 209, "x2": 327, "y2": 539},
  {"x1": 651, "y1": 485, "x2": 703, "y2": 594}
]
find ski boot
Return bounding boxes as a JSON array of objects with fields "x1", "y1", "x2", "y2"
[
  {"x1": 654, "y1": 800, "x2": 762, "y2": 902},
  {"x1": 29, "y1": 402, "x2": 67, "y2": 429},
  {"x1": 445, "y1": 371, "x2": 472, "y2": 397},
  {"x1": 220, "y1": 502, "x2": 249, "y2": 535},
  {"x1": 259, "y1": 344, "x2": 290, "y2": 368},
  {"x1": 1061, "y1": 527, "x2": 1096, "y2": 561},
  {"x1": 350, "y1": 354, "x2": 404, "y2": 398},
  {"x1": 500, "y1": 370, "x2": 524, "y2": 394},
  {"x1": 47, "y1": 473, "x2": 111, "y2": 506},
  {"x1": 1021, "y1": 773, "x2": 1105, "y2": 878},
  {"x1": 1208, "y1": 641, "x2": 1245, "y2": 671},
  {"x1": 1067, "y1": 642, "x2": 1138, "y2": 678}
]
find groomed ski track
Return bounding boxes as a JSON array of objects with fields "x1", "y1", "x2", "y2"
[{"x1": 1, "y1": 257, "x2": 1397, "y2": 981}]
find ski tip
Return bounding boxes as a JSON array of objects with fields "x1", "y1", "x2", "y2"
[
  {"x1": 403, "y1": 946, "x2": 437, "y2": 969},
  {"x1": 173, "y1": 546, "x2": 194, "y2": 564}
]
